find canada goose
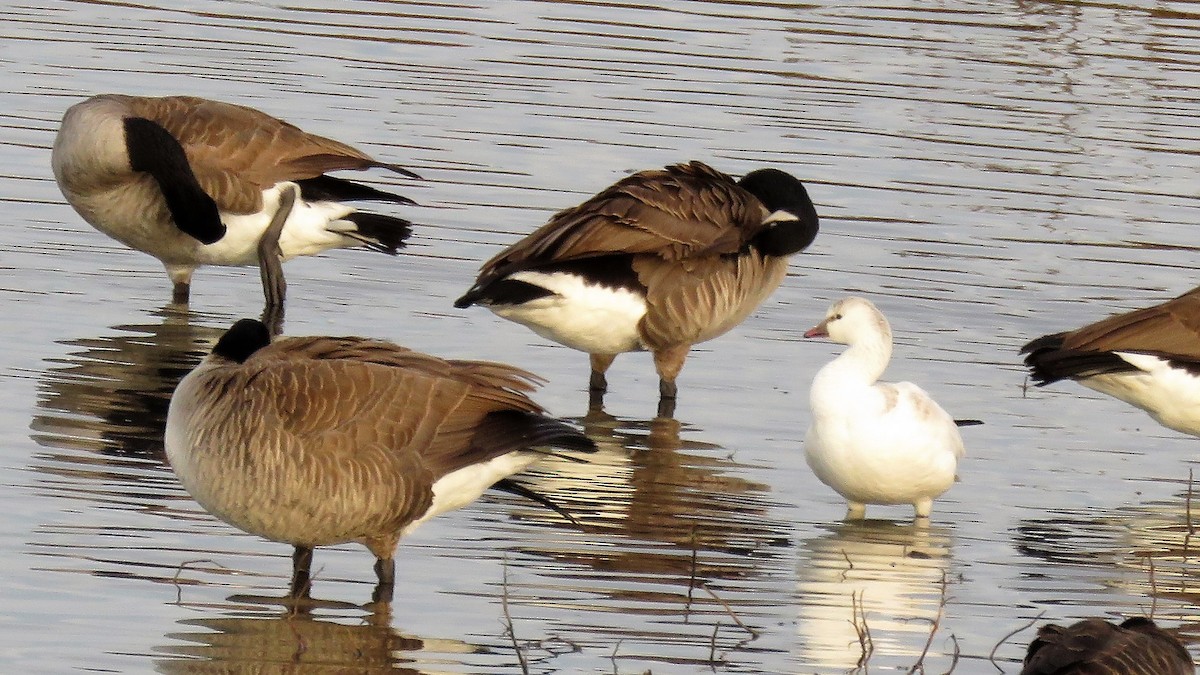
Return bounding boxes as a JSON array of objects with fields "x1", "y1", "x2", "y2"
[
  {"x1": 454, "y1": 161, "x2": 819, "y2": 416},
  {"x1": 1021, "y1": 617, "x2": 1192, "y2": 675},
  {"x1": 1021, "y1": 286, "x2": 1200, "y2": 437},
  {"x1": 803, "y1": 298, "x2": 965, "y2": 520},
  {"x1": 51, "y1": 94, "x2": 417, "y2": 306},
  {"x1": 165, "y1": 318, "x2": 595, "y2": 603}
]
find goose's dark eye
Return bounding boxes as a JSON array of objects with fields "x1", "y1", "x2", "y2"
[{"x1": 833, "y1": 313, "x2": 842, "y2": 320}]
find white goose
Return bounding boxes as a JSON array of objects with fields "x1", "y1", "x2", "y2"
[{"x1": 803, "y1": 297, "x2": 965, "y2": 519}]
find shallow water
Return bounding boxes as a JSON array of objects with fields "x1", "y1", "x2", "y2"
[{"x1": 3, "y1": 0, "x2": 1200, "y2": 672}]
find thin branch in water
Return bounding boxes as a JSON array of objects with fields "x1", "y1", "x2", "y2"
[
  {"x1": 841, "y1": 548, "x2": 855, "y2": 581},
  {"x1": 852, "y1": 590, "x2": 874, "y2": 670},
  {"x1": 501, "y1": 559, "x2": 530, "y2": 675},
  {"x1": 1188, "y1": 468, "x2": 1195, "y2": 536},
  {"x1": 172, "y1": 558, "x2": 231, "y2": 583},
  {"x1": 988, "y1": 611, "x2": 1044, "y2": 672},
  {"x1": 686, "y1": 525, "x2": 699, "y2": 618},
  {"x1": 939, "y1": 634, "x2": 960, "y2": 675},
  {"x1": 1148, "y1": 555, "x2": 1158, "y2": 619},
  {"x1": 907, "y1": 571, "x2": 949, "y2": 674},
  {"x1": 609, "y1": 639, "x2": 621, "y2": 675},
  {"x1": 700, "y1": 583, "x2": 758, "y2": 638},
  {"x1": 171, "y1": 558, "x2": 231, "y2": 603},
  {"x1": 1186, "y1": 468, "x2": 1195, "y2": 593},
  {"x1": 708, "y1": 622, "x2": 721, "y2": 665}
]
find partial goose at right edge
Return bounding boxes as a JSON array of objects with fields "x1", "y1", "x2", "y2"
[{"x1": 1021, "y1": 285, "x2": 1200, "y2": 437}]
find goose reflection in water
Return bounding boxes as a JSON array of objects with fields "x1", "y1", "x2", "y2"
[
  {"x1": 31, "y1": 305, "x2": 222, "y2": 462},
  {"x1": 25, "y1": 308, "x2": 227, "y2": 594},
  {"x1": 795, "y1": 520, "x2": 955, "y2": 671},
  {"x1": 156, "y1": 610, "x2": 481, "y2": 674},
  {"x1": 487, "y1": 407, "x2": 792, "y2": 661},
  {"x1": 1014, "y1": 490, "x2": 1200, "y2": 626},
  {"x1": 507, "y1": 409, "x2": 790, "y2": 576}
]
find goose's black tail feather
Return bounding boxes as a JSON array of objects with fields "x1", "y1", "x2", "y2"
[
  {"x1": 297, "y1": 175, "x2": 417, "y2": 206},
  {"x1": 343, "y1": 212, "x2": 413, "y2": 255}
]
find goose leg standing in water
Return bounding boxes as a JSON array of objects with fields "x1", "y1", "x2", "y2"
[
  {"x1": 803, "y1": 297, "x2": 966, "y2": 520},
  {"x1": 256, "y1": 184, "x2": 296, "y2": 336},
  {"x1": 455, "y1": 161, "x2": 819, "y2": 417},
  {"x1": 51, "y1": 94, "x2": 418, "y2": 306},
  {"x1": 165, "y1": 320, "x2": 596, "y2": 605}
]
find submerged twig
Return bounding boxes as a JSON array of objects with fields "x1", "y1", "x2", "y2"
[
  {"x1": 1148, "y1": 555, "x2": 1158, "y2": 619},
  {"x1": 988, "y1": 611, "x2": 1044, "y2": 672},
  {"x1": 701, "y1": 583, "x2": 758, "y2": 638},
  {"x1": 686, "y1": 525, "x2": 699, "y2": 618},
  {"x1": 940, "y1": 634, "x2": 961, "y2": 674},
  {"x1": 1185, "y1": 469, "x2": 1195, "y2": 593},
  {"x1": 708, "y1": 623, "x2": 721, "y2": 665},
  {"x1": 170, "y1": 558, "x2": 231, "y2": 603},
  {"x1": 501, "y1": 560, "x2": 530, "y2": 675},
  {"x1": 852, "y1": 590, "x2": 874, "y2": 670},
  {"x1": 907, "y1": 572, "x2": 949, "y2": 674}
]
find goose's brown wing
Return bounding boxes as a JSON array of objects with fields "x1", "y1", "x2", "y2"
[
  {"x1": 1022, "y1": 286, "x2": 1200, "y2": 383},
  {"x1": 475, "y1": 162, "x2": 769, "y2": 282},
  {"x1": 127, "y1": 95, "x2": 388, "y2": 213},
  {"x1": 1054, "y1": 286, "x2": 1200, "y2": 358},
  {"x1": 245, "y1": 336, "x2": 554, "y2": 477}
]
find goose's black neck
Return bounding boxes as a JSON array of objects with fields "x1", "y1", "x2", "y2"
[
  {"x1": 738, "y1": 168, "x2": 819, "y2": 257},
  {"x1": 212, "y1": 319, "x2": 271, "y2": 363},
  {"x1": 124, "y1": 117, "x2": 225, "y2": 245}
]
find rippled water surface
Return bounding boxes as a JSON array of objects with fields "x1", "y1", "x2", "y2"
[{"x1": 3, "y1": 1, "x2": 1200, "y2": 672}]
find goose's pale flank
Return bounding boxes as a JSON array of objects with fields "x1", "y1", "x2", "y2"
[
  {"x1": 52, "y1": 94, "x2": 417, "y2": 305},
  {"x1": 454, "y1": 161, "x2": 819, "y2": 416},
  {"x1": 165, "y1": 319, "x2": 595, "y2": 603},
  {"x1": 1021, "y1": 617, "x2": 1193, "y2": 675},
  {"x1": 1021, "y1": 286, "x2": 1200, "y2": 437},
  {"x1": 803, "y1": 297, "x2": 965, "y2": 520}
]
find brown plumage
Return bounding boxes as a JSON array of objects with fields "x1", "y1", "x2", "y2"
[
  {"x1": 1021, "y1": 286, "x2": 1200, "y2": 437},
  {"x1": 52, "y1": 94, "x2": 417, "y2": 304},
  {"x1": 165, "y1": 319, "x2": 594, "y2": 603},
  {"x1": 455, "y1": 161, "x2": 819, "y2": 414},
  {"x1": 1021, "y1": 617, "x2": 1192, "y2": 675}
]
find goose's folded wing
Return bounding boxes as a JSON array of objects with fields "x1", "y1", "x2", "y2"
[
  {"x1": 475, "y1": 162, "x2": 769, "y2": 282},
  {"x1": 128, "y1": 96, "x2": 388, "y2": 213},
  {"x1": 1057, "y1": 286, "x2": 1200, "y2": 359}
]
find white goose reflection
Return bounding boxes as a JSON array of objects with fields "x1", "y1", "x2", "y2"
[{"x1": 795, "y1": 520, "x2": 955, "y2": 672}]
